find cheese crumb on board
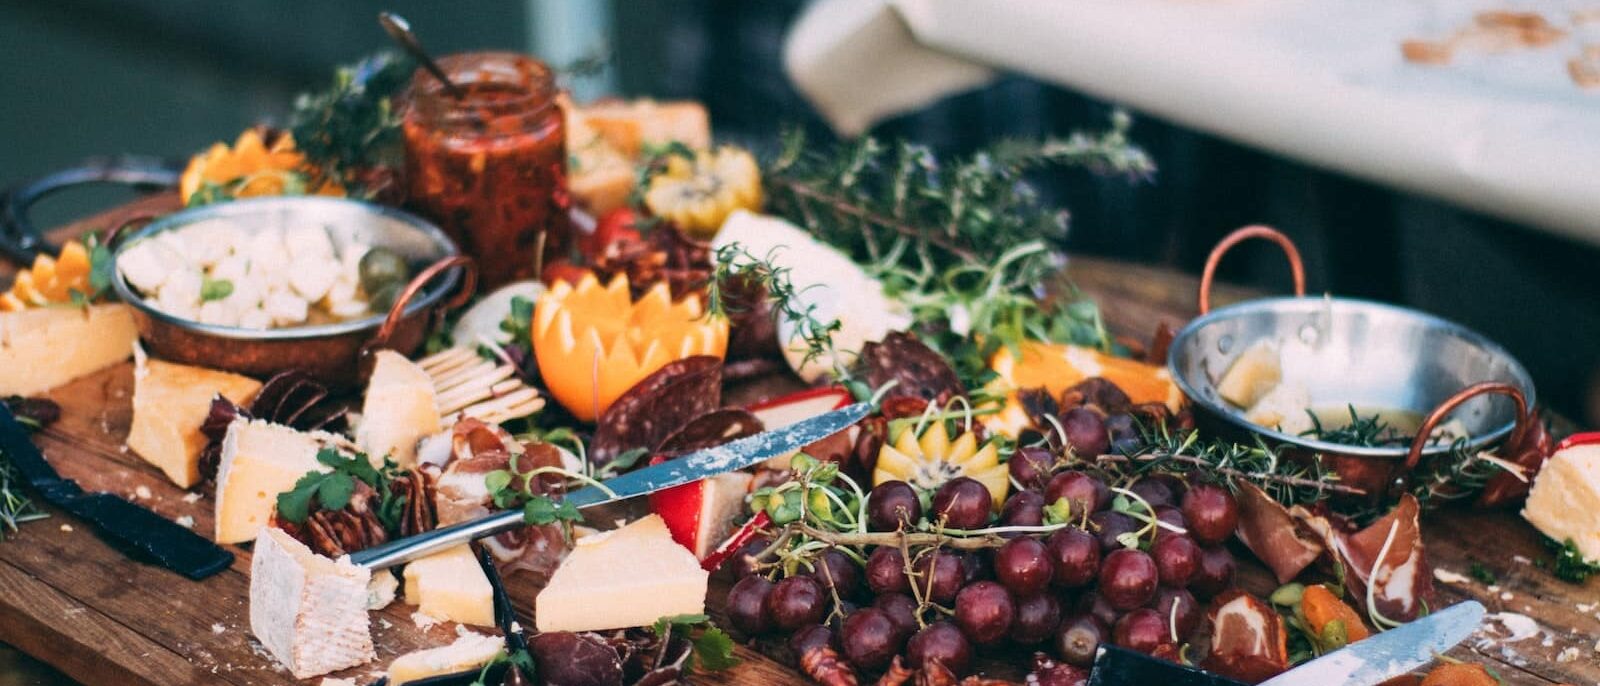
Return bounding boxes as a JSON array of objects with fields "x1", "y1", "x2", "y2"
[
  {"x1": 386, "y1": 631, "x2": 502, "y2": 685},
  {"x1": 1432, "y1": 568, "x2": 1471, "y2": 584},
  {"x1": 133, "y1": 486, "x2": 152, "y2": 500},
  {"x1": 535, "y1": 514, "x2": 708, "y2": 632},
  {"x1": 175, "y1": 515, "x2": 195, "y2": 529}
]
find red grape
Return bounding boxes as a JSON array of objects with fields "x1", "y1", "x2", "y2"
[
  {"x1": 766, "y1": 576, "x2": 828, "y2": 630},
  {"x1": 1149, "y1": 534, "x2": 1201, "y2": 588},
  {"x1": 1001, "y1": 490, "x2": 1047, "y2": 529},
  {"x1": 960, "y1": 549, "x2": 992, "y2": 584},
  {"x1": 728, "y1": 535, "x2": 773, "y2": 578},
  {"x1": 1148, "y1": 586, "x2": 1200, "y2": 639},
  {"x1": 866, "y1": 546, "x2": 911, "y2": 595},
  {"x1": 995, "y1": 537, "x2": 1053, "y2": 596},
  {"x1": 907, "y1": 621, "x2": 973, "y2": 676},
  {"x1": 789, "y1": 624, "x2": 835, "y2": 656},
  {"x1": 1010, "y1": 593, "x2": 1063, "y2": 645},
  {"x1": 840, "y1": 607, "x2": 902, "y2": 671},
  {"x1": 932, "y1": 477, "x2": 992, "y2": 530},
  {"x1": 1044, "y1": 471, "x2": 1110, "y2": 519},
  {"x1": 1055, "y1": 613, "x2": 1109, "y2": 667},
  {"x1": 1060, "y1": 408, "x2": 1110, "y2": 457},
  {"x1": 1113, "y1": 608, "x2": 1171, "y2": 654},
  {"x1": 867, "y1": 480, "x2": 923, "y2": 532},
  {"x1": 912, "y1": 548, "x2": 965, "y2": 605},
  {"x1": 1190, "y1": 545, "x2": 1237, "y2": 598},
  {"x1": 954, "y1": 580, "x2": 1016, "y2": 645},
  {"x1": 811, "y1": 547, "x2": 861, "y2": 598},
  {"x1": 1098, "y1": 549, "x2": 1158, "y2": 610},
  {"x1": 1129, "y1": 478, "x2": 1177, "y2": 510},
  {"x1": 1074, "y1": 591, "x2": 1121, "y2": 628},
  {"x1": 1180, "y1": 483, "x2": 1239, "y2": 545},
  {"x1": 1090, "y1": 511, "x2": 1139, "y2": 551},
  {"x1": 726, "y1": 575, "x2": 775, "y2": 635},
  {"x1": 1105, "y1": 413, "x2": 1140, "y2": 455},
  {"x1": 1045, "y1": 527, "x2": 1101, "y2": 588},
  {"x1": 1152, "y1": 506, "x2": 1188, "y2": 537},
  {"x1": 873, "y1": 593, "x2": 920, "y2": 643},
  {"x1": 1009, "y1": 446, "x2": 1056, "y2": 490}
]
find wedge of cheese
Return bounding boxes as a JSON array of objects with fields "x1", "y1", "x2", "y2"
[
  {"x1": 249, "y1": 527, "x2": 374, "y2": 679},
  {"x1": 535, "y1": 514, "x2": 708, "y2": 632},
  {"x1": 1216, "y1": 339, "x2": 1283, "y2": 409},
  {"x1": 386, "y1": 631, "x2": 503, "y2": 685},
  {"x1": 356, "y1": 350, "x2": 439, "y2": 468},
  {"x1": 215, "y1": 418, "x2": 336, "y2": 544},
  {"x1": 127, "y1": 345, "x2": 262, "y2": 488},
  {"x1": 0, "y1": 303, "x2": 137, "y2": 396},
  {"x1": 1524, "y1": 438, "x2": 1600, "y2": 563},
  {"x1": 402, "y1": 544, "x2": 494, "y2": 627}
]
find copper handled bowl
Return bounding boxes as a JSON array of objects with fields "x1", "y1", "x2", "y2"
[
  {"x1": 1167, "y1": 226, "x2": 1537, "y2": 499},
  {"x1": 110, "y1": 196, "x2": 476, "y2": 389}
]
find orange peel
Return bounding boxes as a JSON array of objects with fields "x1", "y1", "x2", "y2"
[
  {"x1": 178, "y1": 129, "x2": 343, "y2": 204},
  {"x1": 982, "y1": 341, "x2": 1184, "y2": 437},
  {"x1": 532, "y1": 272, "x2": 728, "y2": 422},
  {"x1": 0, "y1": 240, "x2": 93, "y2": 311}
]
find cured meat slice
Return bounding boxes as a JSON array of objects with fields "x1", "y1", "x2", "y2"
[{"x1": 589, "y1": 356, "x2": 723, "y2": 467}]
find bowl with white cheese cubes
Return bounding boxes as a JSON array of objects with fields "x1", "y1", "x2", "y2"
[{"x1": 112, "y1": 196, "x2": 468, "y2": 387}]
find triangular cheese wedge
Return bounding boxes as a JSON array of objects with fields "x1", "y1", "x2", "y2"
[
  {"x1": 215, "y1": 418, "x2": 339, "y2": 544},
  {"x1": 356, "y1": 350, "x2": 439, "y2": 468},
  {"x1": 535, "y1": 514, "x2": 708, "y2": 632},
  {"x1": 127, "y1": 345, "x2": 261, "y2": 488},
  {"x1": 0, "y1": 303, "x2": 137, "y2": 396},
  {"x1": 249, "y1": 527, "x2": 374, "y2": 679},
  {"x1": 402, "y1": 544, "x2": 494, "y2": 627}
]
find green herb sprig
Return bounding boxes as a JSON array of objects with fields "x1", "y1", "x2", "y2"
[
  {"x1": 705, "y1": 243, "x2": 843, "y2": 374},
  {"x1": 1550, "y1": 538, "x2": 1600, "y2": 583},
  {"x1": 0, "y1": 450, "x2": 47, "y2": 541},
  {"x1": 289, "y1": 51, "x2": 415, "y2": 195},
  {"x1": 652, "y1": 614, "x2": 740, "y2": 673},
  {"x1": 275, "y1": 448, "x2": 406, "y2": 531}
]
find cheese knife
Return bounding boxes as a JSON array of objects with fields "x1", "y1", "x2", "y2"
[
  {"x1": 350, "y1": 402, "x2": 871, "y2": 570},
  {"x1": 1088, "y1": 599, "x2": 1486, "y2": 686},
  {"x1": 0, "y1": 403, "x2": 235, "y2": 580}
]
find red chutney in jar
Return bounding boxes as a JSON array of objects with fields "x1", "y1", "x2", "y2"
[{"x1": 403, "y1": 52, "x2": 568, "y2": 288}]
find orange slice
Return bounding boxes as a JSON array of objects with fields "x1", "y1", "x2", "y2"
[{"x1": 983, "y1": 341, "x2": 1184, "y2": 437}]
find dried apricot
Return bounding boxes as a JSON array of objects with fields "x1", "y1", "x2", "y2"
[
  {"x1": 1419, "y1": 663, "x2": 1498, "y2": 686},
  {"x1": 1301, "y1": 583, "x2": 1370, "y2": 646}
]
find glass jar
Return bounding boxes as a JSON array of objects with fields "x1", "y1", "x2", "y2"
[{"x1": 403, "y1": 52, "x2": 568, "y2": 288}]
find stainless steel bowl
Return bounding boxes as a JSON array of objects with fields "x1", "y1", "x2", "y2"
[
  {"x1": 1167, "y1": 227, "x2": 1536, "y2": 498},
  {"x1": 111, "y1": 196, "x2": 472, "y2": 388}
]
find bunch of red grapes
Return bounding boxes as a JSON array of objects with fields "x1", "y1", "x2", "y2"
[{"x1": 724, "y1": 450, "x2": 1242, "y2": 679}]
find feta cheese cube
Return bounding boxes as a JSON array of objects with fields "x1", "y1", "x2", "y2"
[
  {"x1": 264, "y1": 292, "x2": 309, "y2": 326},
  {"x1": 289, "y1": 258, "x2": 339, "y2": 303},
  {"x1": 199, "y1": 300, "x2": 241, "y2": 327},
  {"x1": 239, "y1": 307, "x2": 274, "y2": 330},
  {"x1": 119, "y1": 240, "x2": 182, "y2": 293},
  {"x1": 286, "y1": 225, "x2": 337, "y2": 261}
]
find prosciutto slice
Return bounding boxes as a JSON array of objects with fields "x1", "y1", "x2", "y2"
[{"x1": 431, "y1": 418, "x2": 569, "y2": 583}]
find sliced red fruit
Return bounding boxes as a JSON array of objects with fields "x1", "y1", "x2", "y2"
[
  {"x1": 582, "y1": 207, "x2": 645, "y2": 259},
  {"x1": 702, "y1": 511, "x2": 771, "y2": 572},
  {"x1": 746, "y1": 386, "x2": 854, "y2": 469},
  {"x1": 648, "y1": 454, "x2": 755, "y2": 559}
]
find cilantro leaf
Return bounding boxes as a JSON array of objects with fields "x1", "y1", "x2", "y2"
[
  {"x1": 275, "y1": 472, "x2": 324, "y2": 524},
  {"x1": 317, "y1": 472, "x2": 355, "y2": 511},
  {"x1": 522, "y1": 496, "x2": 581, "y2": 526},
  {"x1": 691, "y1": 625, "x2": 740, "y2": 672}
]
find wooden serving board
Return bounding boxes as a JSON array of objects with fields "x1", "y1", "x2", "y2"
[{"x1": 0, "y1": 196, "x2": 1596, "y2": 686}]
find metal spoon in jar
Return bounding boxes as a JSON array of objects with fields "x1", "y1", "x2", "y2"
[{"x1": 378, "y1": 11, "x2": 466, "y2": 99}]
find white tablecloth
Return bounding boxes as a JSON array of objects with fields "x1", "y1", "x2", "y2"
[{"x1": 786, "y1": 0, "x2": 1600, "y2": 244}]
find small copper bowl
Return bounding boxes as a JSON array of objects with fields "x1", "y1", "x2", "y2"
[
  {"x1": 1168, "y1": 226, "x2": 1537, "y2": 499},
  {"x1": 111, "y1": 197, "x2": 476, "y2": 388}
]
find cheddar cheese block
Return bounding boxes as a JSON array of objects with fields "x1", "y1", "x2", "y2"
[
  {"x1": 535, "y1": 514, "x2": 708, "y2": 632},
  {"x1": 402, "y1": 544, "x2": 494, "y2": 627},
  {"x1": 249, "y1": 527, "x2": 374, "y2": 679},
  {"x1": 127, "y1": 345, "x2": 262, "y2": 488},
  {"x1": 215, "y1": 418, "x2": 341, "y2": 544},
  {"x1": 0, "y1": 303, "x2": 137, "y2": 396}
]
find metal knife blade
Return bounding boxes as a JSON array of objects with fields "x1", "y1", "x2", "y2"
[
  {"x1": 1259, "y1": 600, "x2": 1486, "y2": 686},
  {"x1": 349, "y1": 402, "x2": 871, "y2": 569},
  {"x1": 0, "y1": 404, "x2": 235, "y2": 580}
]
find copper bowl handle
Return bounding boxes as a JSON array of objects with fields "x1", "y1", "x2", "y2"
[
  {"x1": 1402, "y1": 381, "x2": 1530, "y2": 474},
  {"x1": 1198, "y1": 225, "x2": 1307, "y2": 315},
  {"x1": 365, "y1": 255, "x2": 477, "y2": 354}
]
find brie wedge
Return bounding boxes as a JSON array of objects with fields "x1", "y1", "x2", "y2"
[
  {"x1": 249, "y1": 527, "x2": 374, "y2": 679},
  {"x1": 356, "y1": 350, "x2": 439, "y2": 468},
  {"x1": 535, "y1": 514, "x2": 708, "y2": 632},
  {"x1": 215, "y1": 418, "x2": 341, "y2": 544},
  {"x1": 1523, "y1": 440, "x2": 1600, "y2": 563},
  {"x1": 0, "y1": 303, "x2": 137, "y2": 396},
  {"x1": 386, "y1": 631, "x2": 503, "y2": 685},
  {"x1": 402, "y1": 544, "x2": 494, "y2": 627},
  {"x1": 127, "y1": 345, "x2": 262, "y2": 488}
]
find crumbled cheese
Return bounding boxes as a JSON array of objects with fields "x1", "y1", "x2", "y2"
[
  {"x1": 1432, "y1": 568, "x2": 1471, "y2": 584},
  {"x1": 1577, "y1": 602, "x2": 1597, "y2": 613},
  {"x1": 1511, "y1": 554, "x2": 1531, "y2": 565},
  {"x1": 134, "y1": 485, "x2": 152, "y2": 499},
  {"x1": 59, "y1": 524, "x2": 73, "y2": 532},
  {"x1": 1486, "y1": 584, "x2": 1501, "y2": 594},
  {"x1": 211, "y1": 623, "x2": 226, "y2": 634},
  {"x1": 182, "y1": 492, "x2": 202, "y2": 504},
  {"x1": 1558, "y1": 646, "x2": 1580, "y2": 662},
  {"x1": 1499, "y1": 591, "x2": 1514, "y2": 601},
  {"x1": 175, "y1": 515, "x2": 195, "y2": 529},
  {"x1": 1487, "y1": 612, "x2": 1541, "y2": 642},
  {"x1": 411, "y1": 611, "x2": 442, "y2": 631}
]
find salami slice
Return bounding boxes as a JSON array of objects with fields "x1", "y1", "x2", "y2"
[
  {"x1": 589, "y1": 356, "x2": 723, "y2": 467},
  {"x1": 655, "y1": 408, "x2": 764, "y2": 456},
  {"x1": 858, "y1": 331, "x2": 965, "y2": 403}
]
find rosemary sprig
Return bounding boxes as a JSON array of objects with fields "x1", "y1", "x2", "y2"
[
  {"x1": 1105, "y1": 423, "x2": 1360, "y2": 505},
  {"x1": 705, "y1": 243, "x2": 843, "y2": 373},
  {"x1": 0, "y1": 449, "x2": 48, "y2": 541},
  {"x1": 1299, "y1": 406, "x2": 1404, "y2": 448}
]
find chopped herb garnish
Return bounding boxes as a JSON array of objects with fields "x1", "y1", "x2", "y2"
[
  {"x1": 200, "y1": 277, "x2": 234, "y2": 302},
  {"x1": 653, "y1": 614, "x2": 740, "y2": 673},
  {"x1": 1468, "y1": 561, "x2": 1497, "y2": 585},
  {"x1": 1550, "y1": 538, "x2": 1600, "y2": 583}
]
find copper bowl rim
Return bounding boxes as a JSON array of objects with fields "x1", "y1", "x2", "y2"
[
  {"x1": 110, "y1": 196, "x2": 461, "y2": 342},
  {"x1": 1167, "y1": 295, "x2": 1537, "y2": 460}
]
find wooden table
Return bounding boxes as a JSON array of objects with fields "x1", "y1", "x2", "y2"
[{"x1": 1, "y1": 196, "x2": 1595, "y2": 686}]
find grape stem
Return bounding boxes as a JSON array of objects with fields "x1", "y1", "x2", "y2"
[
  {"x1": 796, "y1": 522, "x2": 1021, "y2": 551},
  {"x1": 1089, "y1": 452, "x2": 1368, "y2": 497}
]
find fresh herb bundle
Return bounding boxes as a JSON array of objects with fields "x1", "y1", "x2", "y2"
[
  {"x1": 1109, "y1": 422, "x2": 1357, "y2": 506},
  {"x1": 0, "y1": 450, "x2": 47, "y2": 542},
  {"x1": 288, "y1": 51, "x2": 415, "y2": 195},
  {"x1": 275, "y1": 448, "x2": 407, "y2": 533},
  {"x1": 764, "y1": 114, "x2": 1154, "y2": 388}
]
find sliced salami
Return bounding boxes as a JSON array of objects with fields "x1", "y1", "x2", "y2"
[
  {"x1": 655, "y1": 408, "x2": 764, "y2": 456},
  {"x1": 858, "y1": 331, "x2": 964, "y2": 403},
  {"x1": 589, "y1": 356, "x2": 723, "y2": 467}
]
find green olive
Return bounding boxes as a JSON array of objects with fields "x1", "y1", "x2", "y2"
[
  {"x1": 369, "y1": 282, "x2": 403, "y2": 313},
  {"x1": 359, "y1": 247, "x2": 411, "y2": 296}
]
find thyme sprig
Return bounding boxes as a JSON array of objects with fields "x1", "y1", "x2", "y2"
[
  {"x1": 1100, "y1": 423, "x2": 1361, "y2": 505},
  {"x1": 0, "y1": 450, "x2": 47, "y2": 541}
]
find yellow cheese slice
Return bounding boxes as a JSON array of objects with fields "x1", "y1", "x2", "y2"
[
  {"x1": 1524, "y1": 443, "x2": 1600, "y2": 563},
  {"x1": 356, "y1": 350, "x2": 439, "y2": 468},
  {"x1": 402, "y1": 545, "x2": 494, "y2": 628},
  {"x1": 386, "y1": 631, "x2": 503, "y2": 684},
  {"x1": 535, "y1": 514, "x2": 708, "y2": 632},
  {"x1": 215, "y1": 418, "x2": 338, "y2": 544},
  {"x1": 127, "y1": 346, "x2": 262, "y2": 488},
  {"x1": 0, "y1": 303, "x2": 137, "y2": 396}
]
